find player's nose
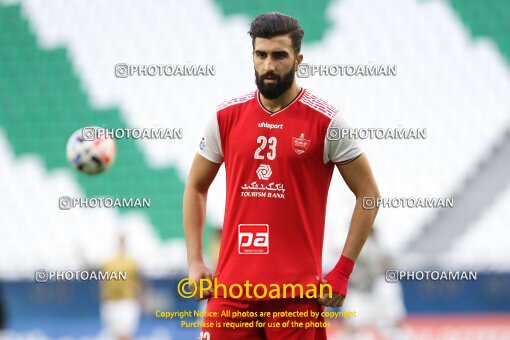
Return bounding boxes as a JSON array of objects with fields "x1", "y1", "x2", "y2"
[{"x1": 263, "y1": 56, "x2": 276, "y2": 72}]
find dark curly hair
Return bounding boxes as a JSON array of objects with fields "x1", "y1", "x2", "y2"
[{"x1": 248, "y1": 12, "x2": 304, "y2": 55}]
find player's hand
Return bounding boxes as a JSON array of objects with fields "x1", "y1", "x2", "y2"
[
  {"x1": 188, "y1": 261, "x2": 214, "y2": 300},
  {"x1": 319, "y1": 255, "x2": 354, "y2": 307},
  {"x1": 317, "y1": 279, "x2": 345, "y2": 307}
]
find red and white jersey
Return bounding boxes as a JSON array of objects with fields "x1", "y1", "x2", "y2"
[{"x1": 198, "y1": 88, "x2": 362, "y2": 299}]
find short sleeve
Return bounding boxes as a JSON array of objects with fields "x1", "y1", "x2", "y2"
[
  {"x1": 323, "y1": 114, "x2": 363, "y2": 164},
  {"x1": 198, "y1": 115, "x2": 224, "y2": 164}
]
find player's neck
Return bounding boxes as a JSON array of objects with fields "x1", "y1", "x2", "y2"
[{"x1": 259, "y1": 83, "x2": 302, "y2": 113}]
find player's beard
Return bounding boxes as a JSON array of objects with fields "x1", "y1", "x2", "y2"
[{"x1": 255, "y1": 68, "x2": 295, "y2": 100}]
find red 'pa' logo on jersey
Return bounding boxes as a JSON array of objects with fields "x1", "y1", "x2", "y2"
[
  {"x1": 292, "y1": 133, "x2": 310, "y2": 155},
  {"x1": 238, "y1": 224, "x2": 269, "y2": 254}
]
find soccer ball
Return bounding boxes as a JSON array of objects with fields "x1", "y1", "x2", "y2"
[{"x1": 66, "y1": 127, "x2": 116, "y2": 175}]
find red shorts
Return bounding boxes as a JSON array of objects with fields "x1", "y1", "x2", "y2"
[{"x1": 202, "y1": 297, "x2": 327, "y2": 340}]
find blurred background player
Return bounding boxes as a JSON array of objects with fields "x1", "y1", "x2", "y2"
[
  {"x1": 100, "y1": 235, "x2": 142, "y2": 340},
  {"x1": 341, "y1": 229, "x2": 406, "y2": 339}
]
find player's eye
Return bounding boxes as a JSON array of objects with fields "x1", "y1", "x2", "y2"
[
  {"x1": 272, "y1": 52, "x2": 287, "y2": 60},
  {"x1": 255, "y1": 51, "x2": 267, "y2": 59}
]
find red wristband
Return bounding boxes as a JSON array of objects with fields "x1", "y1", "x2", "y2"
[{"x1": 324, "y1": 255, "x2": 355, "y2": 298}]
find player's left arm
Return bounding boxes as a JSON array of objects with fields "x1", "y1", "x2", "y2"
[
  {"x1": 319, "y1": 153, "x2": 380, "y2": 307},
  {"x1": 337, "y1": 153, "x2": 379, "y2": 261}
]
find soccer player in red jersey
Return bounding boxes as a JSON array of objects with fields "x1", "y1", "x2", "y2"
[{"x1": 183, "y1": 12, "x2": 380, "y2": 339}]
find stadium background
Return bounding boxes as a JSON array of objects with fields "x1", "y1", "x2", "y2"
[{"x1": 1, "y1": 0, "x2": 509, "y2": 338}]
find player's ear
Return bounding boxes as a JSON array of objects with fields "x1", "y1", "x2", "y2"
[{"x1": 295, "y1": 53, "x2": 303, "y2": 70}]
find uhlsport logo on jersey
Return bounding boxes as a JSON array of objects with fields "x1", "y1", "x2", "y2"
[
  {"x1": 292, "y1": 133, "x2": 311, "y2": 155},
  {"x1": 238, "y1": 224, "x2": 269, "y2": 254}
]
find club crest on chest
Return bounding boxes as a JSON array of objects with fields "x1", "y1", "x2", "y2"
[{"x1": 292, "y1": 133, "x2": 310, "y2": 155}]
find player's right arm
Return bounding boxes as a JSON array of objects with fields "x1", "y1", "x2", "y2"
[
  {"x1": 184, "y1": 113, "x2": 224, "y2": 298},
  {"x1": 183, "y1": 153, "x2": 221, "y2": 299}
]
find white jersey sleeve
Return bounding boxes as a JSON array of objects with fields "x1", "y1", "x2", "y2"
[
  {"x1": 198, "y1": 115, "x2": 224, "y2": 164},
  {"x1": 323, "y1": 114, "x2": 363, "y2": 164}
]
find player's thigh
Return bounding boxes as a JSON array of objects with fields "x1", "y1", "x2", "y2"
[
  {"x1": 263, "y1": 298, "x2": 327, "y2": 340},
  {"x1": 203, "y1": 297, "x2": 265, "y2": 340}
]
